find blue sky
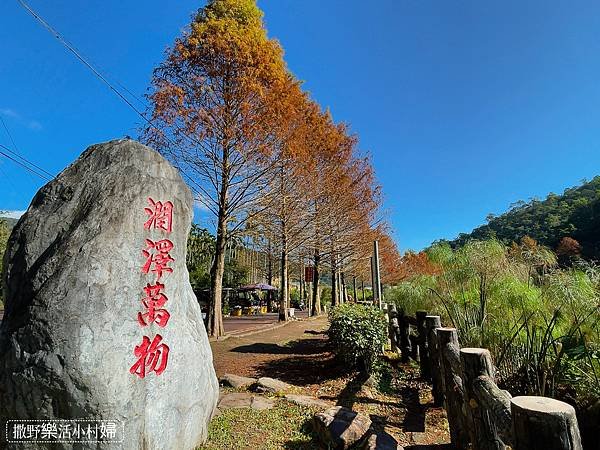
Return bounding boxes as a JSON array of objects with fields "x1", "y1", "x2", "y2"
[{"x1": 1, "y1": 1, "x2": 600, "y2": 251}]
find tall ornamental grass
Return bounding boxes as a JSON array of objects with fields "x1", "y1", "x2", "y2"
[{"x1": 387, "y1": 238, "x2": 600, "y2": 401}]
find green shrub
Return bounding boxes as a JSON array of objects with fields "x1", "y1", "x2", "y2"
[
  {"x1": 289, "y1": 287, "x2": 301, "y2": 307},
  {"x1": 320, "y1": 287, "x2": 332, "y2": 311},
  {"x1": 328, "y1": 303, "x2": 387, "y2": 374}
]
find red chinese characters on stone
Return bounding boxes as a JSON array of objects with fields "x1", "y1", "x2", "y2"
[
  {"x1": 132, "y1": 198, "x2": 174, "y2": 379},
  {"x1": 129, "y1": 334, "x2": 170, "y2": 379},
  {"x1": 144, "y1": 197, "x2": 173, "y2": 233},
  {"x1": 141, "y1": 239, "x2": 174, "y2": 280},
  {"x1": 137, "y1": 282, "x2": 171, "y2": 328}
]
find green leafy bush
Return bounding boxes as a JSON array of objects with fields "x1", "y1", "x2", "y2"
[
  {"x1": 328, "y1": 303, "x2": 387, "y2": 374},
  {"x1": 320, "y1": 287, "x2": 332, "y2": 311}
]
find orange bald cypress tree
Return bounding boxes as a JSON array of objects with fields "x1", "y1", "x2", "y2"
[{"x1": 143, "y1": 0, "x2": 289, "y2": 338}]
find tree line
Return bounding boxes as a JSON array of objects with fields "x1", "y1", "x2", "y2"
[
  {"x1": 450, "y1": 176, "x2": 600, "y2": 261},
  {"x1": 141, "y1": 0, "x2": 401, "y2": 338}
]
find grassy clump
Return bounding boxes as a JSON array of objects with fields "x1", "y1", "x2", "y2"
[{"x1": 198, "y1": 401, "x2": 319, "y2": 450}]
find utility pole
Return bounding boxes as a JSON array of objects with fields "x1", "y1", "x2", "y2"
[
  {"x1": 373, "y1": 240, "x2": 382, "y2": 309},
  {"x1": 370, "y1": 256, "x2": 376, "y2": 306}
]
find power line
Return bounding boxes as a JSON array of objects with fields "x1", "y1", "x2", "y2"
[
  {"x1": 17, "y1": 0, "x2": 151, "y2": 126},
  {"x1": 0, "y1": 115, "x2": 20, "y2": 154},
  {"x1": 0, "y1": 159, "x2": 22, "y2": 195},
  {"x1": 0, "y1": 144, "x2": 53, "y2": 181},
  {"x1": 15, "y1": 0, "x2": 217, "y2": 154},
  {"x1": 0, "y1": 116, "x2": 56, "y2": 179},
  {"x1": 15, "y1": 0, "x2": 217, "y2": 201}
]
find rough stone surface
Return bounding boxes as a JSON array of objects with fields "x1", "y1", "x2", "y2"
[
  {"x1": 361, "y1": 431, "x2": 403, "y2": 450},
  {"x1": 218, "y1": 393, "x2": 253, "y2": 409},
  {"x1": 313, "y1": 406, "x2": 372, "y2": 450},
  {"x1": 285, "y1": 394, "x2": 331, "y2": 409},
  {"x1": 0, "y1": 139, "x2": 219, "y2": 449},
  {"x1": 250, "y1": 396, "x2": 275, "y2": 410},
  {"x1": 217, "y1": 393, "x2": 274, "y2": 411},
  {"x1": 220, "y1": 373, "x2": 257, "y2": 389},
  {"x1": 254, "y1": 376, "x2": 292, "y2": 394}
]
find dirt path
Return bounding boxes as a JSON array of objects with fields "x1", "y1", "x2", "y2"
[
  {"x1": 211, "y1": 315, "x2": 330, "y2": 381},
  {"x1": 210, "y1": 315, "x2": 451, "y2": 448},
  {"x1": 222, "y1": 311, "x2": 310, "y2": 334}
]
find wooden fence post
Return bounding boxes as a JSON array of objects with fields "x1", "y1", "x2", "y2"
[
  {"x1": 416, "y1": 310, "x2": 428, "y2": 377},
  {"x1": 398, "y1": 309, "x2": 411, "y2": 363},
  {"x1": 511, "y1": 396, "x2": 582, "y2": 450},
  {"x1": 438, "y1": 327, "x2": 469, "y2": 449},
  {"x1": 460, "y1": 348, "x2": 505, "y2": 450},
  {"x1": 472, "y1": 376, "x2": 513, "y2": 446},
  {"x1": 387, "y1": 304, "x2": 399, "y2": 353},
  {"x1": 425, "y1": 315, "x2": 443, "y2": 406}
]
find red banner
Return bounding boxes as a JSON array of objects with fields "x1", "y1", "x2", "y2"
[{"x1": 304, "y1": 266, "x2": 314, "y2": 282}]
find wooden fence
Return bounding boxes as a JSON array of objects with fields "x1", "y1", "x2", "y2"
[{"x1": 386, "y1": 304, "x2": 583, "y2": 450}]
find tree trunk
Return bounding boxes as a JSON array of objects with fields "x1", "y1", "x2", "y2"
[
  {"x1": 340, "y1": 272, "x2": 347, "y2": 303},
  {"x1": 311, "y1": 250, "x2": 321, "y2": 316},
  {"x1": 279, "y1": 235, "x2": 289, "y2": 322},
  {"x1": 331, "y1": 266, "x2": 338, "y2": 307},
  {"x1": 307, "y1": 278, "x2": 312, "y2": 315},
  {"x1": 267, "y1": 244, "x2": 273, "y2": 311},
  {"x1": 353, "y1": 276, "x2": 357, "y2": 303},
  {"x1": 299, "y1": 259, "x2": 304, "y2": 309},
  {"x1": 208, "y1": 212, "x2": 226, "y2": 338}
]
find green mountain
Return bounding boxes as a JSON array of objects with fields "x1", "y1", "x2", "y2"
[
  {"x1": 451, "y1": 176, "x2": 600, "y2": 260},
  {"x1": 0, "y1": 217, "x2": 18, "y2": 229}
]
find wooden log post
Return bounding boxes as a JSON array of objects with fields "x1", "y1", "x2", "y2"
[
  {"x1": 398, "y1": 309, "x2": 411, "y2": 363},
  {"x1": 410, "y1": 333, "x2": 419, "y2": 360},
  {"x1": 438, "y1": 327, "x2": 469, "y2": 449},
  {"x1": 460, "y1": 347, "x2": 505, "y2": 450},
  {"x1": 416, "y1": 310, "x2": 428, "y2": 377},
  {"x1": 425, "y1": 315, "x2": 443, "y2": 406},
  {"x1": 511, "y1": 396, "x2": 582, "y2": 450},
  {"x1": 472, "y1": 375, "x2": 512, "y2": 447},
  {"x1": 387, "y1": 304, "x2": 399, "y2": 353}
]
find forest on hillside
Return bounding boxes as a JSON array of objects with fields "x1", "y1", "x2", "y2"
[{"x1": 451, "y1": 176, "x2": 600, "y2": 260}]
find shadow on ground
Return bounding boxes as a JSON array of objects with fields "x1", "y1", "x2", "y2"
[
  {"x1": 399, "y1": 385, "x2": 426, "y2": 432},
  {"x1": 405, "y1": 445, "x2": 454, "y2": 450},
  {"x1": 248, "y1": 333, "x2": 349, "y2": 386},
  {"x1": 283, "y1": 417, "x2": 321, "y2": 450},
  {"x1": 230, "y1": 337, "x2": 327, "y2": 356},
  {"x1": 332, "y1": 371, "x2": 369, "y2": 410}
]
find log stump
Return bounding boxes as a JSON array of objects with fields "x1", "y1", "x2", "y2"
[
  {"x1": 511, "y1": 396, "x2": 582, "y2": 450},
  {"x1": 438, "y1": 327, "x2": 469, "y2": 449},
  {"x1": 388, "y1": 304, "x2": 399, "y2": 353},
  {"x1": 460, "y1": 347, "x2": 505, "y2": 450},
  {"x1": 416, "y1": 310, "x2": 428, "y2": 376},
  {"x1": 425, "y1": 315, "x2": 443, "y2": 406},
  {"x1": 398, "y1": 310, "x2": 411, "y2": 362}
]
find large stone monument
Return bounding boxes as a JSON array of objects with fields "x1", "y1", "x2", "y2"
[{"x1": 0, "y1": 139, "x2": 219, "y2": 449}]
